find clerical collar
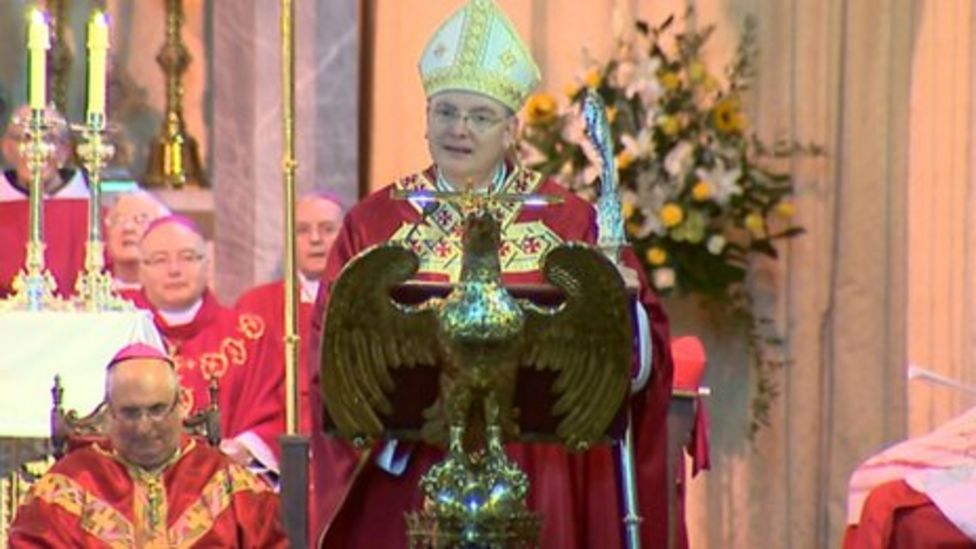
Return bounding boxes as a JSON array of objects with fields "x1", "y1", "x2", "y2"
[
  {"x1": 435, "y1": 163, "x2": 506, "y2": 194},
  {"x1": 0, "y1": 168, "x2": 88, "y2": 202},
  {"x1": 299, "y1": 272, "x2": 320, "y2": 304},
  {"x1": 157, "y1": 298, "x2": 204, "y2": 327},
  {"x1": 113, "y1": 278, "x2": 142, "y2": 292}
]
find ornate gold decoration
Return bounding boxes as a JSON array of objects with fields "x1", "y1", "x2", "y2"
[
  {"x1": 388, "y1": 166, "x2": 565, "y2": 280},
  {"x1": 73, "y1": 113, "x2": 133, "y2": 311},
  {"x1": 0, "y1": 457, "x2": 53, "y2": 547},
  {"x1": 0, "y1": 109, "x2": 69, "y2": 312},
  {"x1": 583, "y1": 88, "x2": 645, "y2": 546},
  {"x1": 280, "y1": 0, "x2": 301, "y2": 436},
  {"x1": 419, "y1": 0, "x2": 541, "y2": 111},
  {"x1": 144, "y1": 0, "x2": 207, "y2": 188},
  {"x1": 22, "y1": 472, "x2": 134, "y2": 547},
  {"x1": 322, "y1": 196, "x2": 632, "y2": 545}
]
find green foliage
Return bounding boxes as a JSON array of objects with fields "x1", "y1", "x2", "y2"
[{"x1": 519, "y1": 8, "x2": 822, "y2": 437}]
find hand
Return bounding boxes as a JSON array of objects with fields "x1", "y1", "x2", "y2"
[
  {"x1": 617, "y1": 265, "x2": 640, "y2": 291},
  {"x1": 219, "y1": 438, "x2": 254, "y2": 466}
]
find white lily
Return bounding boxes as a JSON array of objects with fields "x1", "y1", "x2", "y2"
[
  {"x1": 695, "y1": 161, "x2": 742, "y2": 206},
  {"x1": 664, "y1": 141, "x2": 695, "y2": 178},
  {"x1": 620, "y1": 127, "x2": 654, "y2": 160}
]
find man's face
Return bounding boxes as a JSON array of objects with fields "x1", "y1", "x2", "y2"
[
  {"x1": 138, "y1": 222, "x2": 209, "y2": 311},
  {"x1": 106, "y1": 194, "x2": 166, "y2": 266},
  {"x1": 1, "y1": 107, "x2": 70, "y2": 187},
  {"x1": 296, "y1": 196, "x2": 343, "y2": 279},
  {"x1": 106, "y1": 358, "x2": 183, "y2": 469},
  {"x1": 426, "y1": 91, "x2": 517, "y2": 189},
  {"x1": 1, "y1": 129, "x2": 68, "y2": 186}
]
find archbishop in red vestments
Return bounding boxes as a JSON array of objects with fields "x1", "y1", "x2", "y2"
[
  {"x1": 9, "y1": 436, "x2": 287, "y2": 547},
  {"x1": 309, "y1": 164, "x2": 673, "y2": 548},
  {"x1": 126, "y1": 289, "x2": 285, "y2": 472}
]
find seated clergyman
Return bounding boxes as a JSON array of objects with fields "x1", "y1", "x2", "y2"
[{"x1": 8, "y1": 343, "x2": 288, "y2": 547}]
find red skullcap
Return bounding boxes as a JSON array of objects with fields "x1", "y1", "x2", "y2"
[
  {"x1": 107, "y1": 342, "x2": 173, "y2": 370},
  {"x1": 302, "y1": 189, "x2": 348, "y2": 212},
  {"x1": 140, "y1": 214, "x2": 203, "y2": 244}
]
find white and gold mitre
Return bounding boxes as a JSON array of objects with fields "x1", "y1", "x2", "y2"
[{"x1": 419, "y1": 0, "x2": 541, "y2": 112}]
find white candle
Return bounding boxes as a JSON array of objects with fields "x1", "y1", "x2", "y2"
[
  {"x1": 86, "y1": 11, "x2": 109, "y2": 117},
  {"x1": 27, "y1": 8, "x2": 50, "y2": 110}
]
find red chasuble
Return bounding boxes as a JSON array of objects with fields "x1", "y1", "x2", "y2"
[
  {"x1": 9, "y1": 437, "x2": 287, "y2": 547},
  {"x1": 235, "y1": 279, "x2": 316, "y2": 435},
  {"x1": 126, "y1": 290, "x2": 285, "y2": 469},
  {"x1": 308, "y1": 165, "x2": 674, "y2": 548},
  {"x1": 843, "y1": 479, "x2": 974, "y2": 549},
  {"x1": 0, "y1": 198, "x2": 88, "y2": 298}
]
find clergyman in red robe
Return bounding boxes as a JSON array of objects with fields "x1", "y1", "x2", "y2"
[
  {"x1": 8, "y1": 343, "x2": 287, "y2": 547},
  {"x1": 0, "y1": 104, "x2": 88, "y2": 298},
  {"x1": 235, "y1": 191, "x2": 346, "y2": 435},
  {"x1": 126, "y1": 215, "x2": 285, "y2": 476},
  {"x1": 307, "y1": 1, "x2": 674, "y2": 547}
]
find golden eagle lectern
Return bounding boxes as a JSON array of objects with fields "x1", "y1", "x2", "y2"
[{"x1": 322, "y1": 198, "x2": 632, "y2": 547}]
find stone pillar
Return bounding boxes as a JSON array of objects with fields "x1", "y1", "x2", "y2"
[{"x1": 212, "y1": 0, "x2": 359, "y2": 303}]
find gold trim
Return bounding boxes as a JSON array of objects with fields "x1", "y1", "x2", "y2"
[
  {"x1": 25, "y1": 473, "x2": 134, "y2": 547},
  {"x1": 168, "y1": 462, "x2": 270, "y2": 546},
  {"x1": 390, "y1": 166, "x2": 560, "y2": 280}
]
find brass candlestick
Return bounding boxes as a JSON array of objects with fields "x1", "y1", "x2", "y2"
[
  {"x1": 144, "y1": 0, "x2": 207, "y2": 188},
  {"x1": 73, "y1": 113, "x2": 131, "y2": 311},
  {"x1": 0, "y1": 109, "x2": 68, "y2": 312}
]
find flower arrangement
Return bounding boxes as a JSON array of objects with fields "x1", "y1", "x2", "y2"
[{"x1": 519, "y1": 9, "x2": 820, "y2": 436}]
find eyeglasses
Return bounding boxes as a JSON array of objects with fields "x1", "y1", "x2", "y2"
[
  {"x1": 296, "y1": 221, "x2": 339, "y2": 238},
  {"x1": 430, "y1": 105, "x2": 506, "y2": 133},
  {"x1": 107, "y1": 212, "x2": 152, "y2": 228},
  {"x1": 142, "y1": 250, "x2": 205, "y2": 269},
  {"x1": 110, "y1": 395, "x2": 179, "y2": 423}
]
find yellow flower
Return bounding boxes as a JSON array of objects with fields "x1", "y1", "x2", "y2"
[
  {"x1": 775, "y1": 201, "x2": 796, "y2": 218},
  {"x1": 585, "y1": 69, "x2": 603, "y2": 89},
  {"x1": 606, "y1": 106, "x2": 618, "y2": 123},
  {"x1": 621, "y1": 200, "x2": 635, "y2": 219},
  {"x1": 688, "y1": 61, "x2": 706, "y2": 82},
  {"x1": 616, "y1": 150, "x2": 635, "y2": 170},
  {"x1": 659, "y1": 70, "x2": 680, "y2": 91},
  {"x1": 744, "y1": 212, "x2": 766, "y2": 237},
  {"x1": 525, "y1": 93, "x2": 558, "y2": 126},
  {"x1": 701, "y1": 75, "x2": 719, "y2": 93},
  {"x1": 564, "y1": 82, "x2": 580, "y2": 99},
  {"x1": 712, "y1": 97, "x2": 746, "y2": 134},
  {"x1": 645, "y1": 247, "x2": 668, "y2": 266},
  {"x1": 658, "y1": 115, "x2": 680, "y2": 136},
  {"x1": 691, "y1": 181, "x2": 711, "y2": 201},
  {"x1": 658, "y1": 203, "x2": 684, "y2": 228}
]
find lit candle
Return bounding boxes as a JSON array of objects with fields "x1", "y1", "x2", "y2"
[
  {"x1": 86, "y1": 10, "x2": 109, "y2": 118},
  {"x1": 27, "y1": 8, "x2": 50, "y2": 111}
]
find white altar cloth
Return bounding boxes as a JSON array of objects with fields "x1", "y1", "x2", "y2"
[{"x1": 0, "y1": 311, "x2": 163, "y2": 437}]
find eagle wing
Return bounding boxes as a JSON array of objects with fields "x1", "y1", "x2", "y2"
[
  {"x1": 520, "y1": 243, "x2": 633, "y2": 450},
  {"x1": 320, "y1": 244, "x2": 440, "y2": 442}
]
